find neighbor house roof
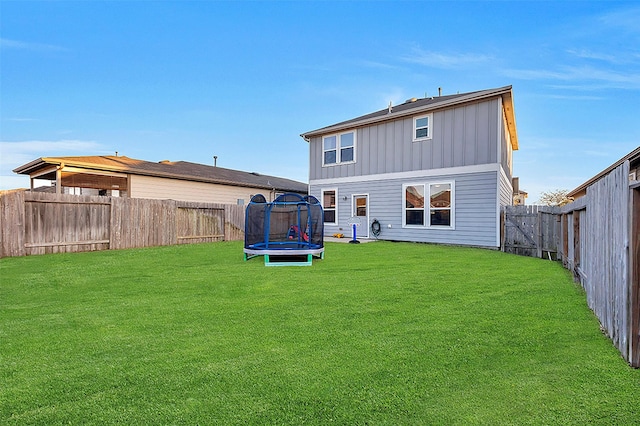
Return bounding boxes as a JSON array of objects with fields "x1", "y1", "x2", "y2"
[
  {"x1": 300, "y1": 85, "x2": 518, "y2": 150},
  {"x1": 13, "y1": 155, "x2": 308, "y2": 193},
  {"x1": 567, "y1": 146, "x2": 640, "y2": 199}
]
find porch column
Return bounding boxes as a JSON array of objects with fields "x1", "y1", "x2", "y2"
[{"x1": 55, "y1": 166, "x2": 62, "y2": 194}]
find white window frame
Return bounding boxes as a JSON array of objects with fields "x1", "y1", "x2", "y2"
[
  {"x1": 321, "y1": 188, "x2": 338, "y2": 225},
  {"x1": 322, "y1": 131, "x2": 356, "y2": 166},
  {"x1": 413, "y1": 113, "x2": 433, "y2": 142},
  {"x1": 402, "y1": 182, "x2": 426, "y2": 228},
  {"x1": 322, "y1": 135, "x2": 338, "y2": 166},
  {"x1": 402, "y1": 181, "x2": 455, "y2": 229},
  {"x1": 428, "y1": 181, "x2": 454, "y2": 229}
]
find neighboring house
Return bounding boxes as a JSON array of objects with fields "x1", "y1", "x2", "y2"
[
  {"x1": 13, "y1": 155, "x2": 308, "y2": 204},
  {"x1": 512, "y1": 177, "x2": 528, "y2": 205},
  {"x1": 300, "y1": 85, "x2": 519, "y2": 248}
]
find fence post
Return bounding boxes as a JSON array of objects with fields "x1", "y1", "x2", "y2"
[
  {"x1": 536, "y1": 209, "x2": 543, "y2": 259},
  {"x1": 0, "y1": 190, "x2": 26, "y2": 257}
]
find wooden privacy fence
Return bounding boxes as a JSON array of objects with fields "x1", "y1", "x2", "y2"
[
  {"x1": 0, "y1": 190, "x2": 245, "y2": 257},
  {"x1": 502, "y1": 205, "x2": 560, "y2": 259},
  {"x1": 501, "y1": 160, "x2": 639, "y2": 368}
]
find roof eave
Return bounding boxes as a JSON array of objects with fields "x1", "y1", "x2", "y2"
[
  {"x1": 502, "y1": 91, "x2": 519, "y2": 151},
  {"x1": 12, "y1": 157, "x2": 55, "y2": 174}
]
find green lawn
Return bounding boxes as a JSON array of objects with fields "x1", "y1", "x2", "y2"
[{"x1": 1, "y1": 241, "x2": 639, "y2": 425}]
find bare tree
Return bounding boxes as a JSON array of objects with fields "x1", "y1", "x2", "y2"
[{"x1": 538, "y1": 189, "x2": 574, "y2": 206}]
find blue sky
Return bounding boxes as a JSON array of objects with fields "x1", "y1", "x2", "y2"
[{"x1": 1, "y1": 1, "x2": 639, "y2": 203}]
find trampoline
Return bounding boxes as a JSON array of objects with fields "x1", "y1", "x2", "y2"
[{"x1": 244, "y1": 193, "x2": 324, "y2": 266}]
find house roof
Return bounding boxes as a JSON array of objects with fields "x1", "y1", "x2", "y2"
[
  {"x1": 567, "y1": 146, "x2": 640, "y2": 198},
  {"x1": 300, "y1": 85, "x2": 518, "y2": 150},
  {"x1": 13, "y1": 155, "x2": 309, "y2": 193}
]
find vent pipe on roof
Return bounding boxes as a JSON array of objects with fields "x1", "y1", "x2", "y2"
[
  {"x1": 438, "y1": 87, "x2": 442, "y2": 97},
  {"x1": 214, "y1": 156, "x2": 218, "y2": 167},
  {"x1": 388, "y1": 101, "x2": 392, "y2": 114}
]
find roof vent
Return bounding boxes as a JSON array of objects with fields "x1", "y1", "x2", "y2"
[
  {"x1": 250, "y1": 172, "x2": 260, "y2": 176},
  {"x1": 405, "y1": 97, "x2": 418, "y2": 103},
  {"x1": 159, "y1": 160, "x2": 171, "y2": 164}
]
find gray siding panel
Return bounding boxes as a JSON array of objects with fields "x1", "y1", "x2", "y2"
[
  {"x1": 385, "y1": 122, "x2": 394, "y2": 173},
  {"x1": 308, "y1": 98, "x2": 502, "y2": 181},
  {"x1": 311, "y1": 170, "x2": 499, "y2": 247},
  {"x1": 477, "y1": 103, "x2": 490, "y2": 164},
  {"x1": 402, "y1": 118, "x2": 412, "y2": 171},
  {"x1": 464, "y1": 104, "x2": 477, "y2": 165},
  {"x1": 442, "y1": 109, "x2": 454, "y2": 168},
  {"x1": 377, "y1": 124, "x2": 386, "y2": 173},
  {"x1": 452, "y1": 107, "x2": 465, "y2": 167}
]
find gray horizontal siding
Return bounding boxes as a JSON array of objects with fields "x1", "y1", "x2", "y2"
[
  {"x1": 499, "y1": 168, "x2": 513, "y2": 207},
  {"x1": 312, "y1": 170, "x2": 499, "y2": 247},
  {"x1": 310, "y1": 98, "x2": 501, "y2": 181}
]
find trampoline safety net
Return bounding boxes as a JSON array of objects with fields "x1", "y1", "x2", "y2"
[{"x1": 244, "y1": 193, "x2": 324, "y2": 260}]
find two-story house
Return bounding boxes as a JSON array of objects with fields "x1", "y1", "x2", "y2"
[{"x1": 300, "y1": 85, "x2": 518, "y2": 248}]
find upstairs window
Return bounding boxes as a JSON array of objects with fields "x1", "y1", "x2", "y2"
[
  {"x1": 323, "y1": 131, "x2": 356, "y2": 166},
  {"x1": 323, "y1": 136, "x2": 337, "y2": 165},
  {"x1": 413, "y1": 114, "x2": 433, "y2": 141},
  {"x1": 339, "y1": 132, "x2": 354, "y2": 162}
]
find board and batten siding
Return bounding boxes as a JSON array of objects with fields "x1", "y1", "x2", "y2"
[
  {"x1": 310, "y1": 98, "x2": 503, "y2": 181},
  {"x1": 130, "y1": 175, "x2": 267, "y2": 205},
  {"x1": 311, "y1": 167, "x2": 501, "y2": 247}
]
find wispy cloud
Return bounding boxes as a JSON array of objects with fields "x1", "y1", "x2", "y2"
[
  {"x1": 0, "y1": 37, "x2": 68, "y2": 52},
  {"x1": 539, "y1": 93, "x2": 604, "y2": 101},
  {"x1": 503, "y1": 65, "x2": 640, "y2": 90},
  {"x1": 567, "y1": 49, "x2": 618, "y2": 64},
  {"x1": 0, "y1": 140, "x2": 105, "y2": 170},
  {"x1": 357, "y1": 59, "x2": 404, "y2": 71},
  {"x1": 0, "y1": 139, "x2": 108, "y2": 190},
  {"x1": 401, "y1": 47, "x2": 493, "y2": 70},
  {"x1": 598, "y1": 6, "x2": 640, "y2": 34},
  {"x1": 4, "y1": 117, "x2": 39, "y2": 122}
]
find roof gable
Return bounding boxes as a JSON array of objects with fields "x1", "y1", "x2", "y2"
[{"x1": 301, "y1": 85, "x2": 518, "y2": 150}]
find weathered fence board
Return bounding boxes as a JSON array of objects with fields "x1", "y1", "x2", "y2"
[
  {"x1": 22, "y1": 192, "x2": 111, "y2": 255},
  {"x1": 0, "y1": 191, "x2": 245, "y2": 258},
  {"x1": 502, "y1": 205, "x2": 559, "y2": 259},
  {"x1": 630, "y1": 186, "x2": 640, "y2": 367},
  {"x1": 224, "y1": 203, "x2": 245, "y2": 241},
  {"x1": 0, "y1": 190, "x2": 26, "y2": 257},
  {"x1": 176, "y1": 203, "x2": 225, "y2": 244},
  {"x1": 502, "y1": 159, "x2": 637, "y2": 367},
  {"x1": 579, "y1": 162, "x2": 630, "y2": 364}
]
